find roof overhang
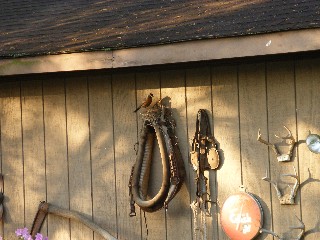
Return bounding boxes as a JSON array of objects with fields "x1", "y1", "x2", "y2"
[{"x1": 1, "y1": 28, "x2": 320, "y2": 76}]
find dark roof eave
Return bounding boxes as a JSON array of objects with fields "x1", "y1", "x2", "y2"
[
  {"x1": 1, "y1": 28, "x2": 320, "y2": 76},
  {"x1": 2, "y1": 26, "x2": 320, "y2": 60}
]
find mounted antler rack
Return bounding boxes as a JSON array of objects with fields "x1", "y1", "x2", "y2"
[
  {"x1": 260, "y1": 215, "x2": 305, "y2": 240},
  {"x1": 290, "y1": 215, "x2": 305, "y2": 240},
  {"x1": 262, "y1": 166, "x2": 299, "y2": 205},
  {"x1": 257, "y1": 126, "x2": 296, "y2": 162}
]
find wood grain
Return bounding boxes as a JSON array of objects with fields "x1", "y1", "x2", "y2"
[
  {"x1": 88, "y1": 75, "x2": 117, "y2": 240},
  {"x1": 0, "y1": 81, "x2": 24, "y2": 239},
  {"x1": 112, "y1": 73, "x2": 141, "y2": 240},
  {"x1": 66, "y1": 77, "x2": 93, "y2": 240},
  {"x1": 1, "y1": 56, "x2": 320, "y2": 240},
  {"x1": 161, "y1": 69, "x2": 192, "y2": 240},
  {"x1": 135, "y1": 71, "x2": 165, "y2": 240},
  {"x1": 296, "y1": 58, "x2": 320, "y2": 239},
  {"x1": 43, "y1": 78, "x2": 70, "y2": 240},
  {"x1": 211, "y1": 65, "x2": 242, "y2": 239},
  {"x1": 266, "y1": 60, "x2": 300, "y2": 239},
  {"x1": 186, "y1": 66, "x2": 218, "y2": 240},
  {"x1": 21, "y1": 79, "x2": 47, "y2": 233},
  {"x1": 238, "y1": 62, "x2": 272, "y2": 240}
]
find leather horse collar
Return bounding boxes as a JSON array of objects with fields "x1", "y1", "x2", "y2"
[{"x1": 129, "y1": 102, "x2": 185, "y2": 215}]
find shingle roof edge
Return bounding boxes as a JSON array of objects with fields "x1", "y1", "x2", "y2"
[{"x1": 1, "y1": 29, "x2": 320, "y2": 76}]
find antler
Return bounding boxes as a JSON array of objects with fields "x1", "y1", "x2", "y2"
[
  {"x1": 274, "y1": 126, "x2": 296, "y2": 157},
  {"x1": 289, "y1": 215, "x2": 305, "y2": 240},
  {"x1": 257, "y1": 126, "x2": 296, "y2": 162},
  {"x1": 260, "y1": 215, "x2": 304, "y2": 240},
  {"x1": 259, "y1": 228, "x2": 283, "y2": 240},
  {"x1": 262, "y1": 169, "x2": 282, "y2": 199},
  {"x1": 258, "y1": 129, "x2": 280, "y2": 156},
  {"x1": 262, "y1": 166, "x2": 300, "y2": 205},
  {"x1": 282, "y1": 166, "x2": 299, "y2": 203}
]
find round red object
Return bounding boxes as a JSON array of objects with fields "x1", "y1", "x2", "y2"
[{"x1": 221, "y1": 191, "x2": 263, "y2": 240}]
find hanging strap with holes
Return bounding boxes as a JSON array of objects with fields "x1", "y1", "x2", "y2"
[{"x1": 190, "y1": 109, "x2": 220, "y2": 240}]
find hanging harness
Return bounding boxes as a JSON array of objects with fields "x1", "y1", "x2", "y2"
[
  {"x1": 190, "y1": 109, "x2": 219, "y2": 173},
  {"x1": 129, "y1": 103, "x2": 185, "y2": 215},
  {"x1": 190, "y1": 109, "x2": 219, "y2": 205},
  {"x1": 190, "y1": 109, "x2": 220, "y2": 240}
]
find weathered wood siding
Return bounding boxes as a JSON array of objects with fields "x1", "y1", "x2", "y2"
[{"x1": 0, "y1": 56, "x2": 319, "y2": 240}]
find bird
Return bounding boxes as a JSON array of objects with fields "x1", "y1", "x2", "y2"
[{"x1": 134, "y1": 93, "x2": 154, "y2": 112}]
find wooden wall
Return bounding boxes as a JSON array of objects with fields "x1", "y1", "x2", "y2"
[{"x1": 0, "y1": 56, "x2": 320, "y2": 240}]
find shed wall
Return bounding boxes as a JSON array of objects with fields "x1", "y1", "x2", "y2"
[{"x1": 0, "y1": 56, "x2": 319, "y2": 240}]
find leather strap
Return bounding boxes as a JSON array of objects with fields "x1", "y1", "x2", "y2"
[
  {"x1": 191, "y1": 109, "x2": 219, "y2": 172},
  {"x1": 191, "y1": 109, "x2": 219, "y2": 206},
  {"x1": 0, "y1": 174, "x2": 4, "y2": 221}
]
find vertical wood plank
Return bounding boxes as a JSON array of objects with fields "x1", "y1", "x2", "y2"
[
  {"x1": 161, "y1": 69, "x2": 192, "y2": 240},
  {"x1": 112, "y1": 73, "x2": 141, "y2": 240},
  {"x1": 186, "y1": 66, "x2": 218, "y2": 240},
  {"x1": 135, "y1": 71, "x2": 165, "y2": 240},
  {"x1": 296, "y1": 58, "x2": 320, "y2": 239},
  {"x1": 43, "y1": 78, "x2": 70, "y2": 240},
  {"x1": 0, "y1": 81, "x2": 24, "y2": 239},
  {"x1": 66, "y1": 77, "x2": 93, "y2": 240},
  {"x1": 266, "y1": 61, "x2": 300, "y2": 239},
  {"x1": 88, "y1": 75, "x2": 117, "y2": 240},
  {"x1": 0, "y1": 84, "x2": 2, "y2": 239},
  {"x1": 21, "y1": 80, "x2": 47, "y2": 233},
  {"x1": 238, "y1": 62, "x2": 273, "y2": 239},
  {"x1": 211, "y1": 65, "x2": 242, "y2": 239}
]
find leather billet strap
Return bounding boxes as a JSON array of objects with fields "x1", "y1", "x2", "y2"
[
  {"x1": 195, "y1": 109, "x2": 211, "y2": 142},
  {"x1": 0, "y1": 174, "x2": 4, "y2": 221},
  {"x1": 129, "y1": 104, "x2": 185, "y2": 214}
]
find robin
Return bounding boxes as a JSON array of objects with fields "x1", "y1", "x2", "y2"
[{"x1": 134, "y1": 93, "x2": 154, "y2": 112}]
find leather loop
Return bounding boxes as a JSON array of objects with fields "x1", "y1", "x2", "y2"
[{"x1": 129, "y1": 104, "x2": 185, "y2": 213}]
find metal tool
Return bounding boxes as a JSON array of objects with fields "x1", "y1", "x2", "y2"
[{"x1": 30, "y1": 201, "x2": 117, "y2": 240}]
